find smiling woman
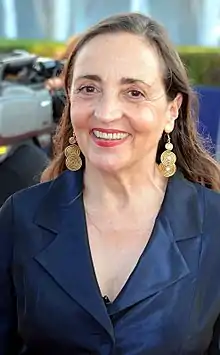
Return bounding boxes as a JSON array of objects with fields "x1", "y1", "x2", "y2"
[
  {"x1": 42, "y1": 14, "x2": 220, "y2": 188},
  {"x1": 69, "y1": 31, "x2": 179, "y2": 175},
  {"x1": 1, "y1": 12, "x2": 220, "y2": 355}
]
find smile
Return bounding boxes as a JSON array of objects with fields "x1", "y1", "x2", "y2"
[{"x1": 92, "y1": 130, "x2": 129, "y2": 140}]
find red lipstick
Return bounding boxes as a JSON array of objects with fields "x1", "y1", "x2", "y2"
[{"x1": 91, "y1": 128, "x2": 129, "y2": 148}]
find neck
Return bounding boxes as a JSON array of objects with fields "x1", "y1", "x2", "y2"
[{"x1": 83, "y1": 158, "x2": 167, "y2": 210}]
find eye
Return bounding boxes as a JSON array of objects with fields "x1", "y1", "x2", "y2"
[
  {"x1": 78, "y1": 85, "x2": 99, "y2": 94},
  {"x1": 127, "y1": 89, "x2": 145, "y2": 99}
]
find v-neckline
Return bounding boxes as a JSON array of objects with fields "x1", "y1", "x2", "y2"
[
  {"x1": 82, "y1": 175, "x2": 171, "y2": 305},
  {"x1": 34, "y1": 168, "x2": 198, "y2": 335}
]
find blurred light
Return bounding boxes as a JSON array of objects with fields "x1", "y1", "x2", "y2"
[
  {"x1": 0, "y1": 146, "x2": 8, "y2": 155},
  {"x1": 2, "y1": 0, "x2": 17, "y2": 38}
]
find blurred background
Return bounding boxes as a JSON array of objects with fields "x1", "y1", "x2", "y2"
[
  {"x1": 0, "y1": 0, "x2": 220, "y2": 46},
  {"x1": 0, "y1": 0, "x2": 220, "y2": 206}
]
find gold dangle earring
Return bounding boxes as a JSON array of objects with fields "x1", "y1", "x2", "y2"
[
  {"x1": 64, "y1": 133, "x2": 82, "y2": 171},
  {"x1": 159, "y1": 133, "x2": 176, "y2": 177}
]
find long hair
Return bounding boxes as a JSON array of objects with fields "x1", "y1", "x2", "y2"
[{"x1": 41, "y1": 12, "x2": 220, "y2": 190}]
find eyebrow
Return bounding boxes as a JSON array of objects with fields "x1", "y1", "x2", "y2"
[{"x1": 74, "y1": 74, "x2": 152, "y2": 87}]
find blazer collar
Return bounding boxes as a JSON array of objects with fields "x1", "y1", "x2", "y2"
[
  {"x1": 34, "y1": 169, "x2": 203, "y2": 338},
  {"x1": 34, "y1": 170, "x2": 114, "y2": 340},
  {"x1": 34, "y1": 169, "x2": 203, "y2": 240},
  {"x1": 34, "y1": 169, "x2": 84, "y2": 233}
]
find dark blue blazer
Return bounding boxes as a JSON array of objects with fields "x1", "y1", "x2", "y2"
[{"x1": 1, "y1": 169, "x2": 220, "y2": 355}]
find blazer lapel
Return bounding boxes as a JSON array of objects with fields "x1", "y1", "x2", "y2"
[
  {"x1": 33, "y1": 170, "x2": 203, "y2": 326},
  {"x1": 34, "y1": 170, "x2": 114, "y2": 339},
  {"x1": 115, "y1": 171, "x2": 203, "y2": 311}
]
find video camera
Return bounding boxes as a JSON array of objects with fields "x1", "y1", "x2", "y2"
[{"x1": 0, "y1": 49, "x2": 66, "y2": 162}]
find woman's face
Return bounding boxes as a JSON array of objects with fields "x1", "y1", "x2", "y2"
[{"x1": 70, "y1": 32, "x2": 181, "y2": 173}]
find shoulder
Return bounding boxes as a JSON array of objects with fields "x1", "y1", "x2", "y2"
[
  {"x1": 194, "y1": 183, "x2": 220, "y2": 228},
  {"x1": 13, "y1": 178, "x2": 53, "y2": 207},
  {"x1": 177, "y1": 174, "x2": 220, "y2": 223},
  {"x1": 1, "y1": 169, "x2": 83, "y2": 223},
  {"x1": 191, "y1": 183, "x2": 220, "y2": 258},
  {"x1": 0, "y1": 178, "x2": 53, "y2": 236},
  {"x1": 170, "y1": 173, "x2": 220, "y2": 241}
]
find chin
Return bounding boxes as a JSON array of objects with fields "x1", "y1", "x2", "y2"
[{"x1": 87, "y1": 156, "x2": 125, "y2": 174}]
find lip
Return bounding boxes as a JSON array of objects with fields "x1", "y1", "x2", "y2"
[
  {"x1": 91, "y1": 128, "x2": 129, "y2": 134},
  {"x1": 90, "y1": 128, "x2": 130, "y2": 148}
]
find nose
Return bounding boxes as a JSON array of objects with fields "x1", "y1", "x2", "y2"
[{"x1": 94, "y1": 93, "x2": 123, "y2": 122}]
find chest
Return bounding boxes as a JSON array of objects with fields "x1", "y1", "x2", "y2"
[
  {"x1": 15, "y1": 251, "x2": 217, "y2": 355},
  {"x1": 86, "y1": 214, "x2": 156, "y2": 301}
]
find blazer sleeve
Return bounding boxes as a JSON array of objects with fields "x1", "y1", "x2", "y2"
[{"x1": 0, "y1": 196, "x2": 22, "y2": 354}]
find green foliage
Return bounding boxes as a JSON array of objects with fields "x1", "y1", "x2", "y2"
[
  {"x1": 0, "y1": 38, "x2": 65, "y2": 58},
  {"x1": 0, "y1": 38, "x2": 220, "y2": 86},
  {"x1": 178, "y1": 46, "x2": 220, "y2": 86}
]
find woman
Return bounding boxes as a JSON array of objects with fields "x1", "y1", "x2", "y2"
[{"x1": 1, "y1": 13, "x2": 220, "y2": 355}]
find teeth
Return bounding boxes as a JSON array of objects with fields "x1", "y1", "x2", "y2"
[{"x1": 93, "y1": 130, "x2": 128, "y2": 140}]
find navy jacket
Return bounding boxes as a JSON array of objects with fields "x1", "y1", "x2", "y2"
[{"x1": 1, "y1": 169, "x2": 220, "y2": 355}]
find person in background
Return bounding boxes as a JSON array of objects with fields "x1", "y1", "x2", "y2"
[
  {"x1": 1, "y1": 12, "x2": 220, "y2": 355},
  {"x1": 0, "y1": 142, "x2": 48, "y2": 207},
  {"x1": 44, "y1": 35, "x2": 81, "y2": 158},
  {"x1": 0, "y1": 36, "x2": 79, "y2": 207}
]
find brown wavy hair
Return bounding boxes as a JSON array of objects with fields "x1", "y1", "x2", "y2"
[{"x1": 41, "y1": 12, "x2": 220, "y2": 190}]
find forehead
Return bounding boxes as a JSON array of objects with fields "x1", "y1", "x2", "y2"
[{"x1": 73, "y1": 33, "x2": 162, "y2": 83}]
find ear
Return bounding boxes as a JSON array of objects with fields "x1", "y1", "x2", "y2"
[
  {"x1": 169, "y1": 93, "x2": 183, "y2": 119},
  {"x1": 165, "y1": 93, "x2": 183, "y2": 132}
]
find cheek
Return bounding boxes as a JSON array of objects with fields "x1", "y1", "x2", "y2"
[
  {"x1": 131, "y1": 102, "x2": 167, "y2": 133},
  {"x1": 70, "y1": 100, "x2": 92, "y2": 129}
]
